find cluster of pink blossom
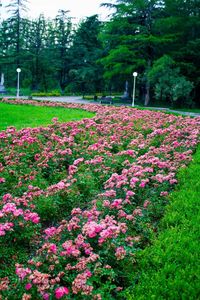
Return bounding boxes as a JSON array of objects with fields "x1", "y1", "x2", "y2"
[
  {"x1": 0, "y1": 98, "x2": 199, "y2": 299},
  {"x1": 0, "y1": 197, "x2": 40, "y2": 237}
]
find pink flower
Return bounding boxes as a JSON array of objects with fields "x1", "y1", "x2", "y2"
[
  {"x1": 103, "y1": 200, "x2": 110, "y2": 207},
  {"x1": 103, "y1": 190, "x2": 116, "y2": 198},
  {"x1": 25, "y1": 283, "x2": 32, "y2": 290},
  {"x1": 71, "y1": 208, "x2": 82, "y2": 215},
  {"x1": 44, "y1": 227, "x2": 57, "y2": 238},
  {"x1": 0, "y1": 177, "x2": 5, "y2": 183},
  {"x1": 42, "y1": 293, "x2": 49, "y2": 300},
  {"x1": 2, "y1": 203, "x2": 17, "y2": 213},
  {"x1": 57, "y1": 181, "x2": 65, "y2": 189},
  {"x1": 52, "y1": 117, "x2": 58, "y2": 123},
  {"x1": 126, "y1": 190, "x2": 135, "y2": 197},
  {"x1": 16, "y1": 265, "x2": 31, "y2": 280},
  {"x1": 139, "y1": 179, "x2": 149, "y2": 188},
  {"x1": 2, "y1": 193, "x2": 12, "y2": 202},
  {"x1": 130, "y1": 177, "x2": 139, "y2": 187},
  {"x1": 160, "y1": 191, "x2": 168, "y2": 196},
  {"x1": 111, "y1": 199, "x2": 123, "y2": 209},
  {"x1": 115, "y1": 246, "x2": 126, "y2": 260},
  {"x1": 49, "y1": 243, "x2": 57, "y2": 254},
  {"x1": 0, "y1": 230, "x2": 5, "y2": 236},
  {"x1": 133, "y1": 208, "x2": 143, "y2": 216},
  {"x1": 73, "y1": 158, "x2": 84, "y2": 165},
  {"x1": 143, "y1": 200, "x2": 151, "y2": 208},
  {"x1": 24, "y1": 212, "x2": 40, "y2": 224},
  {"x1": 68, "y1": 165, "x2": 77, "y2": 175},
  {"x1": 85, "y1": 269, "x2": 92, "y2": 277},
  {"x1": 55, "y1": 287, "x2": 69, "y2": 299}
]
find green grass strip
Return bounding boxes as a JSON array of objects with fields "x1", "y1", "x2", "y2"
[
  {"x1": 173, "y1": 108, "x2": 200, "y2": 113},
  {"x1": 0, "y1": 102, "x2": 94, "y2": 130},
  {"x1": 126, "y1": 145, "x2": 200, "y2": 300}
]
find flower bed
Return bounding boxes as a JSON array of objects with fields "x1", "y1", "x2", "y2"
[{"x1": 0, "y1": 99, "x2": 199, "y2": 299}]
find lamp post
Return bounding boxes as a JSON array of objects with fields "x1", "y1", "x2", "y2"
[
  {"x1": 132, "y1": 72, "x2": 138, "y2": 107},
  {"x1": 16, "y1": 68, "x2": 21, "y2": 98}
]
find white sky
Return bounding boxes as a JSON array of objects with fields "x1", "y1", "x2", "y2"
[{"x1": 1, "y1": 0, "x2": 114, "y2": 23}]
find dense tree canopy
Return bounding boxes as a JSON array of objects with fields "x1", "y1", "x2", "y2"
[{"x1": 0, "y1": 0, "x2": 199, "y2": 107}]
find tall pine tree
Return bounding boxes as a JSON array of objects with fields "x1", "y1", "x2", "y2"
[
  {"x1": 100, "y1": 0, "x2": 168, "y2": 105},
  {"x1": 6, "y1": 0, "x2": 29, "y2": 67}
]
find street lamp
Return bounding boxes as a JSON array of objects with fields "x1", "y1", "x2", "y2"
[
  {"x1": 16, "y1": 68, "x2": 21, "y2": 98},
  {"x1": 132, "y1": 72, "x2": 138, "y2": 107}
]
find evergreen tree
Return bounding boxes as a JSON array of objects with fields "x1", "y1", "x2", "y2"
[
  {"x1": 159, "y1": 0, "x2": 200, "y2": 105},
  {"x1": 67, "y1": 15, "x2": 104, "y2": 94},
  {"x1": 0, "y1": 0, "x2": 199, "y2": 106},
  {"x1": 100, "y1": 0, "x2": 166, "y2": 104},
  {"x1": 54, "y1": 10, "x2": 72, "y2": 91},
  {"x1": 6, "y1": 0, "x2": 29, "y2": 67},
  {"x1": 26, "y1": 15, "x2": 47, "y2": 90}
]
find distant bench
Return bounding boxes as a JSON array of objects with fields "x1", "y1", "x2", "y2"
[
  {"x1": 99, "y1": 96, "x2": 113, "y2": 105},
  {"x1": 99, "y1": 96, "x2": 132, "y2": 105}
]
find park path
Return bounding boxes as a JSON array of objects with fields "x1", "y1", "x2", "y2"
[
  {"x1": 5, "y1": 95, "x2": 200, "y2": 117},
  {"x1": 32, "y1": 96, "x2": 90, "y2": 104},
  {"x1": 32, "y1": 96, "x2": 200, "y2": 117}
]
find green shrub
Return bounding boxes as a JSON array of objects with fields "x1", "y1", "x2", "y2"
[
  {"x1": 83, "y1": 95, "x2": 96, "y2": 100},
  {"x1": 31, "y1": 90, "x2": 61, "y2": 97},
  {"x1": 124, "y1": 145, "x2": 200, "y2": 300},
  {"x1": 6, "y1": 87, "x2": 32, "y2": 96},
  {"x1": 148, "y1": 55, "x2": 194, "y2": 107}
]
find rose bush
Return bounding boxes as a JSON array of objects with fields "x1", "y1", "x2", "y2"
[{"x1": 0, "y1": 98, "x2": 199, "y2": 299}]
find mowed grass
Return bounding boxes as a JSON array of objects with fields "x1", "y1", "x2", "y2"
[
  {"x1": 173, "y1": 108, "x2": 200, "y2": 113},
  {"x1": 0, "y1": 102, "x2": 95, "y2": 130},
  {"x1": 125, "y1": 145, "x2": 200, "y2": 300},
  {"x1": 135, "y1": 105, "x2": 200, "y2": 114}
]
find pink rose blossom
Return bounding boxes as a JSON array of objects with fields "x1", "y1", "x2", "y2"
[
  {"x1": 25, "y1": 283, "x2": 32, "y2": 290},
  {"x1": 55, "y1": 287, "x2": 69, "y2": 299}
]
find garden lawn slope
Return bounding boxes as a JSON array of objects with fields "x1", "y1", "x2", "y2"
[
  {"x1": 0, "y1": 98, "x2": 199, "y2": 299},
  {"x1": 0, "y1": 102, "x2": 94, "y2": 130},
  {"x1": 126, "y1": 145, "x2": 200, "y2": 300}
]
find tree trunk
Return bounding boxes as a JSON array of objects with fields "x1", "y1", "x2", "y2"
[
  {"x1": 144, "y1": 59, "x2": 151, "y2": 106},
  {"x1": 144, "y1": 80, "x2": 150, "y2": 106}
]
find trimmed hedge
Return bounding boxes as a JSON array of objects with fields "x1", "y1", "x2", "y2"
[{"x1": 125, "y1": 145, "x2": 200, "y2": 300}]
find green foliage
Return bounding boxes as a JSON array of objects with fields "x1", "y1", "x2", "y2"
[
  {"x1": 83, "y1": 95, "x2": 96, "y2": 100},
  {"x1": 124, "y1": 145, "x2": 200, "y2": 300},
  {"x1": 148, "y1": 55, "x2": 175, "y2": 82},
  {"x1": 67, "y1": 15, "x2": 104, "y2": 93},
  {"x1": 171, "y1": 77, "x2": 193, "y2": 104},
  {"x1": 31, "y1": 90, "x2": 62, "y2": 97},
  {"x1": 1, "y1": 0, "x2": 200, "y2": 106},
  {"x1": 99, "y1": 0, "x2": 200, "y2": 106},
  {"x1": 6, "y1": 87, "x2": 32, "y2": 96},
  {"x1": 148, "y1": 55, "x2": 194, "y2": 106},
  {"x1": 99, "y1": 0, "x2": 169, "y2": 102}
]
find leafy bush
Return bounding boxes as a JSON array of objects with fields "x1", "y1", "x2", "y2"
[
  {"x1": 83, "y1": 95, "x2": 96, "y2": 100},
  {"x1": 148, "y1": 55, "x2": 194, "y2": 107},
  {"x1": 6, "y1": 87, "x2": 32, "y2": 96},
  {"x1": 31, "y1": 90, "x2": 61, "y2": 97}
]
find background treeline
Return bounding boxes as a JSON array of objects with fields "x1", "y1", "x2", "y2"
[{"x1": 0, "y1": 0, "x2": 200, "y2": 107}]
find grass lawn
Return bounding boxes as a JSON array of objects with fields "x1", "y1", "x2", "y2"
[
  {"x1": 173, "y1": 108, "x2": 200, "y2": 113},
  {"x1": 0, "y1": 102, "x2": 95, "y2": 130},
  {"x1": 135, "y1": 105, "x2": 200, "y2": 113},
  {"x1": 125, "y1": 145, "x2": 200, "y2": 300}
]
